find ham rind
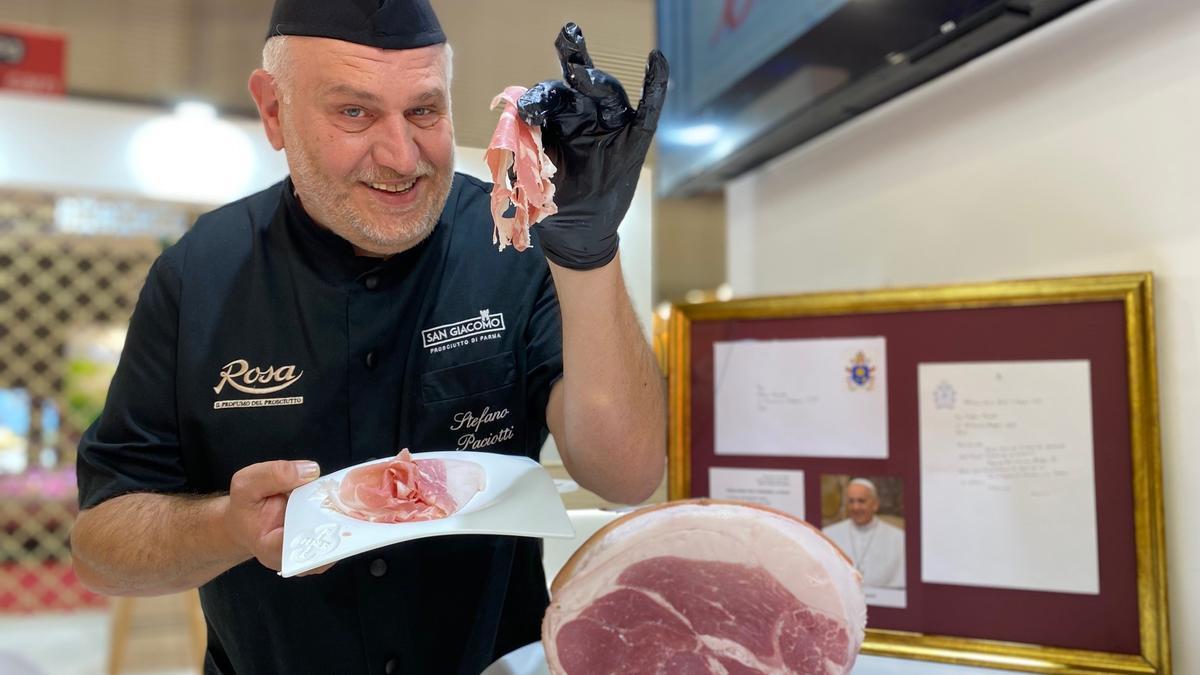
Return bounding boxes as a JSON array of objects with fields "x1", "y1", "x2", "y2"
[
  {"x1": 486, "y1": 85, "x2": 558, "y2": 252},
  {"x1": 325, "y1": 449, "x2": 485, "y2": 523},
  {"x1": 543, "y1": 500, "x2": 867, "y2": 675}
]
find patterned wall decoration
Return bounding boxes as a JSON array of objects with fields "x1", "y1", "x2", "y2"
[{"x1": 0, "y1": 187, "x2": 197, "y2": 613}]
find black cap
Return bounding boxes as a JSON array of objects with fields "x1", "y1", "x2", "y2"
[{"x1": 266, "y1": 0, "x2": 446, "y2": 50}]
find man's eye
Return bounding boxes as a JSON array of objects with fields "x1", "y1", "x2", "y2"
[
  {"x1": 343, "y1": 107, "x2": 366, "y2": 119},
  {"x1": 410, "y1": 107, "x2": 432, "y2": 116}
]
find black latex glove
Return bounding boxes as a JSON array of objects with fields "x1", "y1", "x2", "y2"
[{"x1": 517, "y1": 22, "x2": 669, "y2": 270}]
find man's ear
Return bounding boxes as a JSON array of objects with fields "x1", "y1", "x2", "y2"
[{"x1": 249, "y1": 69, "x2": 285, "y2": 151}]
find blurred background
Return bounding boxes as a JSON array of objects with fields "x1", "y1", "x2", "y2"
[
  {"x1": 2, "y1": 0, "x2": 1199, "y2": 673},
  {"x1": 0, "y1": 2, "x2": 708, "y2": 672}
]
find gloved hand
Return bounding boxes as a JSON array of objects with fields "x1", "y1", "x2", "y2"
[{"x1": 517, "y1": 22, "x2": 669, "y2": 270}]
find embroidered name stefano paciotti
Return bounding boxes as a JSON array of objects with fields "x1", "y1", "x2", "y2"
[{"x1": 212, "y1": 359, "x2": 304, "y2": 409}]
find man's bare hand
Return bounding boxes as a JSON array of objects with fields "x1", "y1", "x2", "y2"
[{"x1": 224, "y1": 460, "x2": 324, "y2": 572}]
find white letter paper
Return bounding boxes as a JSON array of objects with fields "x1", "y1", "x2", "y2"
[{"x1": 919, "y1": 360, "x2": 1099, "y2": 594}]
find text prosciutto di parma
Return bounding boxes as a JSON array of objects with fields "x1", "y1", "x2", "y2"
[
  {"x1": 542, "y1": 500, "x2": 867, "y2": 675},
  {"x1": 485, "y1": 86, "x2": 557, "y2": 252},
  {"x1": 323, "y1": 450, "x2": 485, "y2": 523}
]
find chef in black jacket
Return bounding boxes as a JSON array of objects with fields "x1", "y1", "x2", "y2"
[{"x1": 69, "y1": 1, "x2": 669, "y2": 673}]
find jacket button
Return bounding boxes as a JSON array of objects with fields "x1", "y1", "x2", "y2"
[
  {"x1": 384, "y1": 658, "x2": 397, "y2": 674},
  {"x1": 364, "y1": 275, "x2": 379, "y2": 290},
  {"x1": 365, "y1": 350, "x2": 377, "y2": 369},
  {"x1": 369, "y1": 558, "x2": 387, "y2": 577}
]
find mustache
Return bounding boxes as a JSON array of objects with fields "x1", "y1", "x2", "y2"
[{"x1": 356, "y1": 160, "x2": 439, "y2": 184}]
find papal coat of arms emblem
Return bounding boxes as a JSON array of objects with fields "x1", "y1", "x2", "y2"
[
  {"x1": 846, "y1": 351, "x2": 876, "y2": 391},
  {"x1": 933, "y1": 381, "x2": 957, "y2": 409}
]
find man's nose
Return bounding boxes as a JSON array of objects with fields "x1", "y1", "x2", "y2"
[{"x1": 370, "y1": 116, "x2": 420, "y2": 175}]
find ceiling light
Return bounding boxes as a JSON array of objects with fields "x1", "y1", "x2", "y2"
[
  {"x1": 671, "y1": 124, "x2": 721, "y2": 146},
  {"x1": 127, "y1": 103, "x2": 256, "y2": 204}
]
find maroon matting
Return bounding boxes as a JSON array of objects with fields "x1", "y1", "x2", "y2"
[{"x1": 687, "y1": 301, "x2": 1138, "y2": 654}]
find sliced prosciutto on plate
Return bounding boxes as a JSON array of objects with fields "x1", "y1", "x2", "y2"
[
  {"x1": 323, "y1": 449, "x2": 485, "y2": 523},
  {"x1": 485, "y1": 85, "x2": 558, "y2": 252}
]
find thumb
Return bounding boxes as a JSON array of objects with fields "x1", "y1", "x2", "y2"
[
  {"x1": 517, "y1": 80, "x2": 571, "y2": 127},
  {"x1": 230, "y1": 460, "x2": 320, "y2": 502}
]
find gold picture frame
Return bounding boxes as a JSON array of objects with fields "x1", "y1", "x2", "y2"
[{"x1": 663, "y1": 273, "x2": 1168, "y2": 674}]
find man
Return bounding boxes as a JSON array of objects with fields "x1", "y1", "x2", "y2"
[
  {"x1": 822, "y1": 478, "x2": 906, "y2": 589},
  {"x1": 68, "y1": 1, "x2": 668, "y2": 673}
]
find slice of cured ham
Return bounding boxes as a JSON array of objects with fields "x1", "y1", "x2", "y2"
[
  {"x1": 543, "y1": 500, "x2": 867, "y2": 675},
  {"x1": 324, "y1": 449, "x2": 485, "y2": 523},
  {"x1": 485, "y1": 85, "x2": 558, "y2": 252}
]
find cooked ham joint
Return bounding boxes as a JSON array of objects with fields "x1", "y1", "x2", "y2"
[{"x1": 543, "y1": 500, "x2": 867, "y2": 675}]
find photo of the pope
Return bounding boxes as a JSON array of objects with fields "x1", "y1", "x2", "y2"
[{"x1": 822, "y1": 475, "x2": 906, "y2": 608}]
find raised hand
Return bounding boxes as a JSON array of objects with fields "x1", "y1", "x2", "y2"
[{"x1": 516, "y1": 22, "x2": 669, "y2": 270}]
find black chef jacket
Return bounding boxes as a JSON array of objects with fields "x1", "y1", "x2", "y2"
[{"x1": 76, "y1": 173, "x2": 564, "y2": 675}]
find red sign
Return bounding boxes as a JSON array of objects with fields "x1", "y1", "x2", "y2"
[
  {"x1": 0, "y1": 25, "x2": 67, "y2": 96},
  {"x1": 710, "y1": 0, "x2": 756, "y2": 46}
]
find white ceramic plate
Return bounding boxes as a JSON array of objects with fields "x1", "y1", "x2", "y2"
[{"x1": 280, "y1": 451, "x2": 575, "y2": 578}]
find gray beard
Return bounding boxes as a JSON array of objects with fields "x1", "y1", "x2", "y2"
[{"x1": 285, "y1": 132, "x2": 455, "y2": 254}]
